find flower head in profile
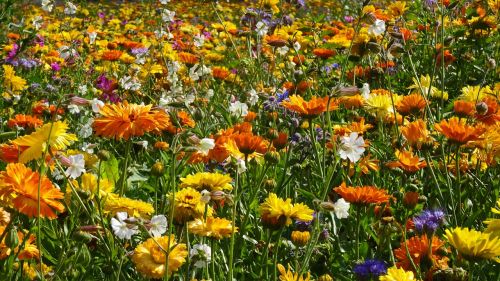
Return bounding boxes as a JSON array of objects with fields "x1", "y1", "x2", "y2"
[
  {"x1": 224, "y1": 132, "x2": 268, "y2": 160},
  {"x1": 394, "y1": 235, "x2": 448, "y2": 271},
  {"x1": 334, "y1": 182, "x2": 391, "y2": 205},
  {"x1": 396, "y1": 93, "x2": 427, "y2": 116},
  {"x1": 353, "y1": 259, "x2": 387, "y2": 280},
  {"x1": 434, "y1": 117, "x2": 485, "y2": 145},
  {"x1": 277, "y1": 264, "x2": 310, "y2": 281},
  {"x1": 400, "y1": 119, "x2": 433, "y2": 149},
  {"x1": 386, "y1": 149, "x2": 427, "y2": 172},
  {"x1": 281, "y1": 95, "x2": 337, "y2": 119},
  {"x1": 104, "y1": 195, "x2": 154, "y2": 219},
  {"x1": 445, "y1": 227, "x2": 500, "y2": 262},
  {"x1": 260, "y1": 193, "x2": 314, "y2": 229},
  {"x1": 379, "y1": 266, "x2": 415, "y2": 281},
  {"x1": 338, "y1": 132, "x2": 365, "y2": 163},
  {"x1": 0, "y1": 163, "x2": 65, "y2": 219},
  {"x1": 131, "y1": 235, "x2": 188, "y2": 279},
  {"x1": 93, "y1": 101, "x2": 170, "y2": 140},
  {"x1": 180, "y1": 172, "x2": 232, "y2": 191},
  {"x1": 188, "y1": 217, "x2": 238, "y2": 239},
  {"x1": 485, "y1": 198, "x2": 500, "y2": 236},
  {"x1": 12, "y1": 121, "x2": 77, "y2": 163}
]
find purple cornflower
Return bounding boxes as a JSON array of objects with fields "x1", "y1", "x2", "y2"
[
  {"x1": 353, "y1": 259, "x2": 387, "y2": 280},
  {"x1": 413, "y1": 209, "x2": 445, "y2": 234},
  {"x1": 51, "y1": 62, "x2": 61, "y2": 72}
]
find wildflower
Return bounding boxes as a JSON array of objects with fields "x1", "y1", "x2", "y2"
[
  {"x1": 353, "y1": 259, "x2": 387, "y2": 280},
  {"x1": 334, "y1": 182, "x2": 391, "y2": 205},
  {"x1": 368, "y1": 19, "x2": 386, "y2": 36},
  {"x1": 225, "y1": 132, "x2": 268, "y2": 160},
  {"x1": 338, "y1": 132, "x2": 366, "y2": 163},
  {"x1": 180, "y1": 172, "x2": 232, "y2": 191},
  {"x1": 394, "y1": 235, "x2": 447, "y2": 271},
  {"x1": 453, "y1": 100, "x2": 475, "y2": 117},
  {"x1": 149, "y1": 215, "x2": 168, "y2": 237},
  {"x1": 11, "y1": 121, "x2": 77, "y2": 163},
  {"x1": 110, "y1": 212, "x2": 138, "y2": 239},
  {"x1": 260, "y1": 193, "x2": 314, "y2": 228},
  {"x1": 171, "y1": 187, "x2": 210, "y2": 223},
  {"x1": 277, "y1": 264, "x2": 310, "y2": 281},
  {"x1": 445, "y1": 227, "x2": 500, "y2": 262},
  {"x1": 413, "y1": 209, "x2": 445, "y2": 234},
  {"x1": 188, "y1": 217, "x2": 237, "y2": 239},
  {"x1": 386, "y1": 149, "x2": 427, "y2": 172},
  {"x1": 93, "y1": 102, "x2": 170, "y2": 140},
  {"x1": 281, "y1": 95, "x2": 337, "y2": 119},
  {"x1": 379, "y1": 266, "x2": 415, "y2": 281},
  {"x1": 194, "y1": 138, "x2": 215, "y2": 155},
  {"x1": 7, "y1": 114, "x2": 43, "y2": 129},
  {"x1": 63, "y1": 154, "x2": 86, "y2": 179},
  {"x1": 104, "y1": 195, "x2": 154, "y2": 218},
  {"x1": 229, "y1": 100, "x2": 249, "y2": 117},
  {"x1": 291, "y1": 230, "x2": 310, "y2": 246},
  {"x1": 332, "y1": 198, "x2": 350, "y2": 219},
  {"x1": 2, "y1": 65, "x2": 28, "y2": 98},
  {"x1": 364, "y1": 94, "x2": 394, "y2": 119},
  {"x1": 131, "y1": 235, "x2": 188, "y2": 279},
  {"x1": 0, "y1": 163, "x2": 65, "y2": 219},
  {"x1": 434, "y1": 117, "x2": 485, "y2": 145},
  {"x1": 396, "y1": 94, "x2": 427, "y2": 116},
  {"x1": 400, "y1": 119, "x2": 433, "y2": 149},
  {"x1": 190, "y1": 243, "x2": 212, "y2": 268},
  {"x1": 64, "y1": 1, "x2": 77, "y2": 15},
  {"x1": 69, "y1": 173, "x2": 114, "y2": 199},
  {"x1": 485, "y1": 199, "x2": 500, "y2": 236}
]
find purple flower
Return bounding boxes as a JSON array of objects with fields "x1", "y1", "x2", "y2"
[
  {"x1": 413, "y1": 209, "x2": 445, "y2": 234},
  {"x1": 353, "y1": 259, "x2": 387, "y2": 280},
  {"x1": 344, "y1": 16, "x2": 354, "y2": 23},
  {"x1": 6, "y1": 43, "x2": 19, "y2": 62},
  {"x1": 51, "y1": 62, "x2": 61, "y2": 72}
]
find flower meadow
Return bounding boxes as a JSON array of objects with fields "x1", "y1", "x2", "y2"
[{"x1": 0, "y1": 0, "x2": 499, "y2": 280}]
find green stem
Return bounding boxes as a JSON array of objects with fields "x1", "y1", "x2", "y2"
[
  {"x1": 228, "y1": 170, "x2": 239, "y2": 280},
  {"x1": 119, "y1": 140, "x2": 133, "y2": 196}
]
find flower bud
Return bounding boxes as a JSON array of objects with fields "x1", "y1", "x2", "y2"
[
  {"x1": 318, "y1": 274, "x2": 334, "y2": 281},
  {"x1": 210, "y1": 190, "x2": 226, "y2": 201},
  {"x1": 319, "y1": 201, "x2": 336, "y2": 212},
  {"x1": 264, "y1": 151, "x2": 280, "y2": 164},
  {"x1": 475, "y1": 101, "x2": 488, "y2": 115},
  {"x1": 291, "y1": 230, "x2": 310, "y2": 246},
  {"x1": 151, "y1": 162, "x2": 165, "y2": 176},
  {"x1": 486, "y1": 58, "x2": 496, "y2": 70},
  {"x1": 403, "y1": 191, "x2": 419, "y2": 209},
  {"x1": 97, "y1": 150, "x2": 111, "y2": 161},
  {"x1": 72, "y1": 230, "x2": 94, "y2": 244},
  {"x1": 263, "y1": 178, "x2": 277, "y2": 190},
  {"x1": 5, "y1": 227, "x2": 18, "y2": 248}
]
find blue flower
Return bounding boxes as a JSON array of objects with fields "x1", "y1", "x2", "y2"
[
  {"x1": 353, "y1": 259, "x2": 387, "y2": 280},
  {"x1": 413, "y1": 209, "x2": 445, "y2": 234}
]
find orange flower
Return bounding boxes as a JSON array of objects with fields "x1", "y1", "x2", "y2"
[
  {"x1": 349, "y1": 154, "x2": 380, "y2": 176},
  {"x1": 386, "y1": 149, "x2": 427, "y2": 172},
  {"x1": 396, "y1": 94, "x2": 427, "y2": 116},
  {"x1": 334, "y1": 182, "x2": 391, "y2": 205},
  {"x1": 339, "y1": 95, "x2": 364, "y2": 109},
  {"x1": 266, "y1": 35, "x2": 287, "y2": 47},
  {"x1": 281, "y1": 95, "x2": 337, "y2": 119},
  {"x1": 434, "y1": 117, "x2": 485, "y2": 145},
  {"x1": 166, "y1": 111, "x2": 195, "y2": 134},
  {"x1": 313, "y1": 48, "x2": 336, "y2": 59},
  {"x1": 7, "y1": 114, "x2": 43, "y2": 129},
  {"x1": 225, "y1": 133, "x2": 268, "y2": 159},
  {"x1": 212, "y1": 66, "x2": 231, "y2": 80},
  {"x1": 93, "y1": 101, "x2": 169, "y2": 140},
  {"x1": 394, "y1": 235, "x2": 448, "y2": 271},
  {"x1": 453, "y1": 100, "x2": 475, "y2": 117},
  {"x1": 400, "y1": 119, "x2": 433, "y2": 149},
  {"x1": 101, "y1": 50, "x2": 123, "y2": 61},
  {"x1": 0, "y1": 144, "x2": 24, "y2": 163},
  {"x1": 0, "y1": 163, "x2": 64, "y2": 219},
  {"x1": 272, "y1": 132, "x2": 288, "y2": 150},
  {"x1": 178, "y1": 52, "x2": 199, "y2": 65},
  {"x1": 475, "y1": 97, "x2": 500, "y2": 125}
]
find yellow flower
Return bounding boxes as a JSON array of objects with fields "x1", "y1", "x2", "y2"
[
  {"x1": 277, "y1": 264, "x2": 310, "y2": 281},
  {"x1": 68, "y1": 173, "x2": 114, "y2": 198},
  {"x1": 379, "y1": 267, "x2": 415, "y2": 281},
  {"x1": 408, "y1": 74, "x2": 448, "y2": 100},
  {"x1": 131, "y1": 235, "x2": 188, "y2": 279},
  {"x1": 12, "y1": 121, "x2": 78, "y2": 163},
  {"x1": 364, "y1": 95, "x2": 394, "y2": 119},
  {"x1": 459, "y1": 85, "x2": 492, "y2": 102},
  {"x1": 171, "y1": 187, "x2": 211, "y2": 224},
  {"x1": 388, "y1": 1, "x2": 407, "y2": 17},
  {"x1": 485, "y1": 199, "x2": 500, "y2": 237},
  {"x1": 2, "y1": 65, "x2": 28, "y2": 96},
  {"x1": 104, "y1": 194, "x2": 154, "y2": 218},
  {"x1": 180, "y1": 172, "x2": 232, "y2": 191},
  {"x1": 188, "y1": 216, "x2": 237, "y2": 239},
  {"x1": 445, "y1": 227, "x2": 500, "y2": 262},
  {"x1": 260, "y1": 193, "x2": 314, "y2": 228}
]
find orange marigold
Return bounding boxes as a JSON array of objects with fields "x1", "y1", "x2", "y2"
[
  {"x1": 386, "y1": 149, "x2": 427, "y2": 172},
  {"x1": 0, "y1": 163, "x2": 64, "y2": 219},
  {"x1": 453, "y1": 100, "x2": 475, "y2": 118},
  {"x1": 7, "y1": 114, "x2": 43, "y2": 129},
  {"x1": 93, "y1": 101, "x2": 170, "y2": 140},
  {"x1": 396, "y1": 94, "x2": 427, "y2": 116},
  {"x1": 394, "y1": 235, "x2": 448, "y2": 272},
  {"x1": 281, "y1": 95, "x2": 338, "y2": 119},
  {"x1": 434, "y1": 117, "x2": 485, "y2": 145},
  {"x1": 400, "y1": 119, "x2": 433, "y2": 149},
  {"x1": 101, "y1": 50, "x2": 123, "y2": 61},
  {"x1": 334, "y1": 182, "x2": 391, "y2": 205}
]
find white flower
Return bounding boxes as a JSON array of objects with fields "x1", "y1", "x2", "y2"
[
  {"x1": 333, "y1": 198, "x2": 350, "y2": 219},
  {"x1": 81, "y1": 142, "x2": 96, "y2": 154},
  {"x1": 247, "y1": 89, "x2": 259, "y2": 106},
  {"x1": 41, "y1": 0, "x2": 53, "y2": 12},
  {"x1": 65, "y1": 154, "x2": 86, "y2": 179},
  {"x1": 119, "y1": 76, "x2": 141, "y2": 91},
  {"x1": 190, "y1": 244, "x2": 212, "y2": 268},
  {"x1": 78, "y1": 84, "x2": 88, "y2": 95},
  {"x1": 32, "y1": 16, "x2": 43, "y2": 30},
  {"x1": 360, "y1": 83, "x2": 370, "y2": 99},
  {"x1": 189, "y1": 64, "x2": 211, "y2": 81},
  {"x1": 58, "y1": 46, "x2": 78, "y2": 60},
  {"x1": 68, "y1": 104, "x2": 81, "y2": 114},
  {"x1": 195, "y1": 138, "x2": 215, "y2": 155},
  {"x1": 206, "y1": 89, "x2": 214, "y2": 99},
  {"x1": 88, "y1": 31, "x2": 97, "y2": 45},
  {"x1": 277, "y1": 46, "x2": 289, "y2": 56},
  {"x1": 149, "y1": 215, "x2": 167, "y2": 237},
  {"x1": 111, "y1": 212, "x2": 138, "y2": 239},
  {"x1": 236, "y1": 159, "x2": 247, "y2": 174},
  {"x1": 368, "y1": 19, "x2": 386, "y2": 36},
  {"x1": 159, "y1": 0, "x2": 170, "y2": 4},
  {"x1": 90, "y1": 98, "x2": 104, "y2": 113},
  {"x1": 338, "y1": 132, "x2": 365, "y2": 163},
  {"x1": 161, "y1": 9, "x2": 176, "y2": 22},
  {"x1": 136, "y1": 140, "x2": 148, "y2": 149},
  {"x1": 229, "y1": 101, "x2": 248, "y2": 117},
  {"x1": 64, "y1": 1, "x2": 77, "y2": 15},
  {"x1": 293, "y1": 41, "x2": 301, "y2": 52},
  {"x1": 200, "y1": 189, "x2": 211, "y2": 204},
  {"x1": 193, "y1": 34, "x2": 205, "y2": 48},
  {"x1": 79, "y1": 119, "x2": 93, "y2": 138},
  {"x1": 255, "y1": 21, "x2": 268, "y2": 36}
]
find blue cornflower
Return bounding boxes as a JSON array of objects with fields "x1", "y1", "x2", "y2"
[
  {"x1": 353, "y1": 259, "x2": 387, "y2": 280},
  {"x1": 413, "y1": 209, "x2": 445, "y2": 234}
]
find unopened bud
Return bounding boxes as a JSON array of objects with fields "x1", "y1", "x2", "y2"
[
  {"x1": 475, "y1": 101, "x2": 488, "y2": 115},
  {"x1": 97, "y1": 150, "x2": 111, "y2": 161},
  {"x1": 151, "y1": 162, "x2": 165, "y2": 176},
  {"x1": 5, "y1": 227, "x2": 18, "y2": 248},
  {"x1": 319, "y1": 201, "x2": 336, "y2": 212},
  {"x1": 264, "y1": 151, "x2": 280, "y2": 164},
  {"x1": 211, "y1": 190, "x2": 226, "y2": 201},
  {"x1": 486, "y1": 58, "x2": 496, "y2": 70}
]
